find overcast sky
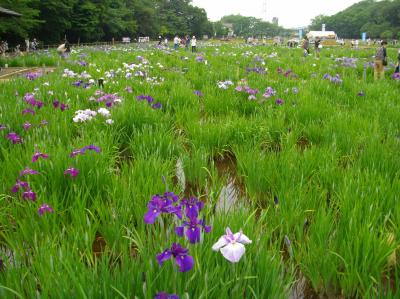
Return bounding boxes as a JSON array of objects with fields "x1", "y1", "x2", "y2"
[{"x1": 192, "y1": 0, "x2": 360, "y2": 28}]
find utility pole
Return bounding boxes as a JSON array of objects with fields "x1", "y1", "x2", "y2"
[{"x1": 262, "y1": 0, "x2": 268, "y2": 22}]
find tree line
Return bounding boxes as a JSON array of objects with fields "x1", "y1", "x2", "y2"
[
  {"x1": 309, "y1": 0, "x2": 400, "y2": 39},
  {"x1": 0, "y1": 0, "x2": 290, "y2": 46},
  {"x1": 0, "y1": 0, "x2": 213, "y2": 44}
]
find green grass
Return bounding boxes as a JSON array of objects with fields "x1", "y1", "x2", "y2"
[{"x1": 0, "y1": 43, "x2": 399, "y2": 298}]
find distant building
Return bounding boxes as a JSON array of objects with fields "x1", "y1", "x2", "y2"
[
  {"x1": 272, "y1": 17, "x2": 279, "y2": 26},
  {"x1": 306, "y1": 31, "x2": 337, "y2": 41}
]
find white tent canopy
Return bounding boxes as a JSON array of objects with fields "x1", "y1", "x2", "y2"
[{"x1": 307, "y1": 31, "x2": 337, "y2": 40}]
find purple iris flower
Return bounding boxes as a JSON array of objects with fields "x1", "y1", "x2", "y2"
[
  {"x1": 235, "y1": 86, "x2": 244, "y2": 92},
  {"x1": 137, "y1": 95, "x2": 154, "y2": 103},
  {"x1": 60, "y1": 103, "x2": 68, "y2": 111},
  {"x1": 6, "y1": 133, "x2": 22, "y2": 144},
  {"x1": 276, "y1": 98, "x2": 284, "y2": 105},
  {"x1": 70, "y1": 145, "x2": 101, "y2": 157},
  {"x1": 175, "y1": 216, "x2": 211, "y2": 244},
  {"x1": 11, "y1": 180, "x2": 29, "y2": 193},
  {"x1": 22, "y1": 109, "x2": 35, "y2": 115},
  {"x1": 284, "y1": 70, "x2": 292, "y2": 77},
  {"x1": 143, "y1": 192, "x2": 182, "y2": 224},
  {"x1": 181, "y1": 197, "x2": 204, "y2": 218},
  {"x1": 32, "y1": 152, "x2": 49, "y2": 162},
  {"x1": 23, "y1": 122, "x2": 32, "y2": 131},
  {"x1": 38, "y1": 204, "x2": 53, "y2": 216},
  {"x1": 78, "y1": 60, "x2": 88, "y2": 66},
  {"x1": 22, "y1": 189, "x2": 36, "y2": 201},
  {"x1": 53, "y1": 100, "x2": 60, "y2": 108},
  {"x1": 64, "y1": 168, "x2": 79, "y2": 178},
  {"x1": 73, "y1": 80, "x2": 84, "y2": 87},
  {"x1": 39, "y1": 120, "x2": 48, "y2": 126},
  {"x1": 0, "y1": 124, "x2": 6, "y2": 130},
  {"x1": 156, "y1": 243, "x2": 194, "y2": 272},
  {"x1": 357, "y1": 91, "x2": 365, "y2": 96},
  {"x1": 154, "y1": 292, "x2": 180, "y2": 299},
  {"x1": 194, "y1": 90, "x2": 203, "y2": 97},
  {"x1": 81, "y1": 145, "x2": 101, "y2": 154},
  {"x1": 125, "y1": 86, "x2": 133, "y2": 93},
  {"x1": 152, "y1": 102, "x2": 162, "y2": 109},
  {"x1": 19, "y1": 168, "x2": 39, "y2": 177},
  {"x1": 393, "y1": 73, "x2": 400, "y2": 81},
  {"x1": 263, "y1": 87, "x2": 276, "y2": 98},
  {"x1": 70, "y1": 149, "x2": 83, "y2": 157}
]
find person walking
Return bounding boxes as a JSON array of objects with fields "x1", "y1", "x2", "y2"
[
  {"x1": 158, "y1": 35, "x2": 162, "y2": 46},
  {"x1": 173, "y1": 35, "x2": 180, "y2": 50},
  {"x1": 314, "y1": 39, "x2": 321, "y2": 58},
  {"x1": 191, "y1": 36, "x2": 197, "y2": 53},
  {"x1": 395, "y1": 49, "x2": 400, "y2": 74},
  {"x1": 374, "y1": 41, "x2": 387, "y2": 80},
  {"x1": 185, "y1": 35, "x2": 190, "y2": 51},
  {"x1": 302, "y1": 36, "x2": 309, "y2": 56}
]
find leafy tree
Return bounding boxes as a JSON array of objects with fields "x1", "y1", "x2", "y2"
[{"x1": 0, "y1": 0, "x2": 42, "y2": 44}]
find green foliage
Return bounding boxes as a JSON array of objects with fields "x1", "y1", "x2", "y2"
[
  {"x1": 0, "y1": 0, "x2": 214, "y2": 44},
  {"x1": 0, "y1": 0, "x2": 42, "y2": 43},
  {"x1": 221, "y1": 14, "x2": 289, "y2": 37},
  {"x1": 309, "y1": 0, "x2": 400, "y2": 39}
]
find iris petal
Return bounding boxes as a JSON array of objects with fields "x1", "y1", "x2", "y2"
[{"x1": 220, "y1": 242, "x2": 245, "y2": 263}]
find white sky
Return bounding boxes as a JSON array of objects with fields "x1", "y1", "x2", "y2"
[{"x1": 192, "y1": 0, "x2": 361, "y2": 28}]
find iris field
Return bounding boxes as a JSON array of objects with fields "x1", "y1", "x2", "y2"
[{"x1": 0, "y1": 43, "x2": 399, "y2": 298}]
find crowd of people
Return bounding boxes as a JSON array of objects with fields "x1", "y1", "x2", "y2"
[
  {"x1": 158, "y1": 35, "x2": 197, "y2": 52},
  {"x1": 300, "y1": 35, "x2": 399, "y2": 80},
  {"x1": 0, "y1": 38, "x2": 39, "y2": 56}
]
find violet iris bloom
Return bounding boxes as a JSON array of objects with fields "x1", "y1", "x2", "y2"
[
  {"x1": 144, "y1": 192, "x2": 182, "y2": 224},
  {"x1": 23, "y1": 122, "x2": 32, "y2": 131},
  {"x1": 70, "y1": 149, "x2": 83, "y2": 157},
  {"x1": 81, "y1": 145, "x2": 101, "y2": 154},
  {"x1": 19, "y1": 168, "x2": 39, "y2": 177},
  {"x1": 212, "y1": 227, "x2": 252, "y2": 263},
  {"x1": 275, "y1": 98, "x2": 284, "y2": 105},
  {"x1": 22, "y1": 109, "x2": 35, "y2": 115},
  {"x1": 137, "y1": 95, "x2": 154, "y2": 103},
  {"x1": 152, "y1": 102, "x2": 162, "y2": 109},
  {"x1": 194, "y1": 90, "x2": 203, "y2": 97},
  {"x1": 53, "y1": 100, "x2": 60, "y2": 108},
  {"x1": 32, "y1": 152, "x2": 49, "y2": 162},
  {"x1": 156, "y1": 243, "x2": 194, "y2": 272},
  {"x1": 22, "y1": 189, "x2": 36, "y2": 201},
  {"x1": 6, "y1": 133, "x2": 22, "y2": 144},
  {"x1": 175, "y1": 216, "x2": 211, "y2": 244},
  {"x1": 60, "y1": 103, "x2": 68, "y2": 111},
  {"x1": 357, "y1": 91, "x2": 365, "y2": 96},
  {"x1": 11, "y1": 180, "x2": 29, "y2": 193},
  {"x1": 70, "y1": 145, "x2": 101, "y2": 157},
  {"x1": 181, "y1": 197, "x2": 204, "y2": 218},
  {"x1": 64, "y1": 168, "x2": 79, "y2": 178},
  {"x1": 38, "y1": 204, "x2": 53, "y2": 216},
  {"x1": 0, "y1": 124, "x2": 6, "y2": 130},
  {"x1": 154, "y1": 292, "x2": 180, "y2": 299}
]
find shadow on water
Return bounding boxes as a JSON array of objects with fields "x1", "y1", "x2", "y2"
[{"x1": 212, "y1": 150, "x2": 248, "y2": 214}]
